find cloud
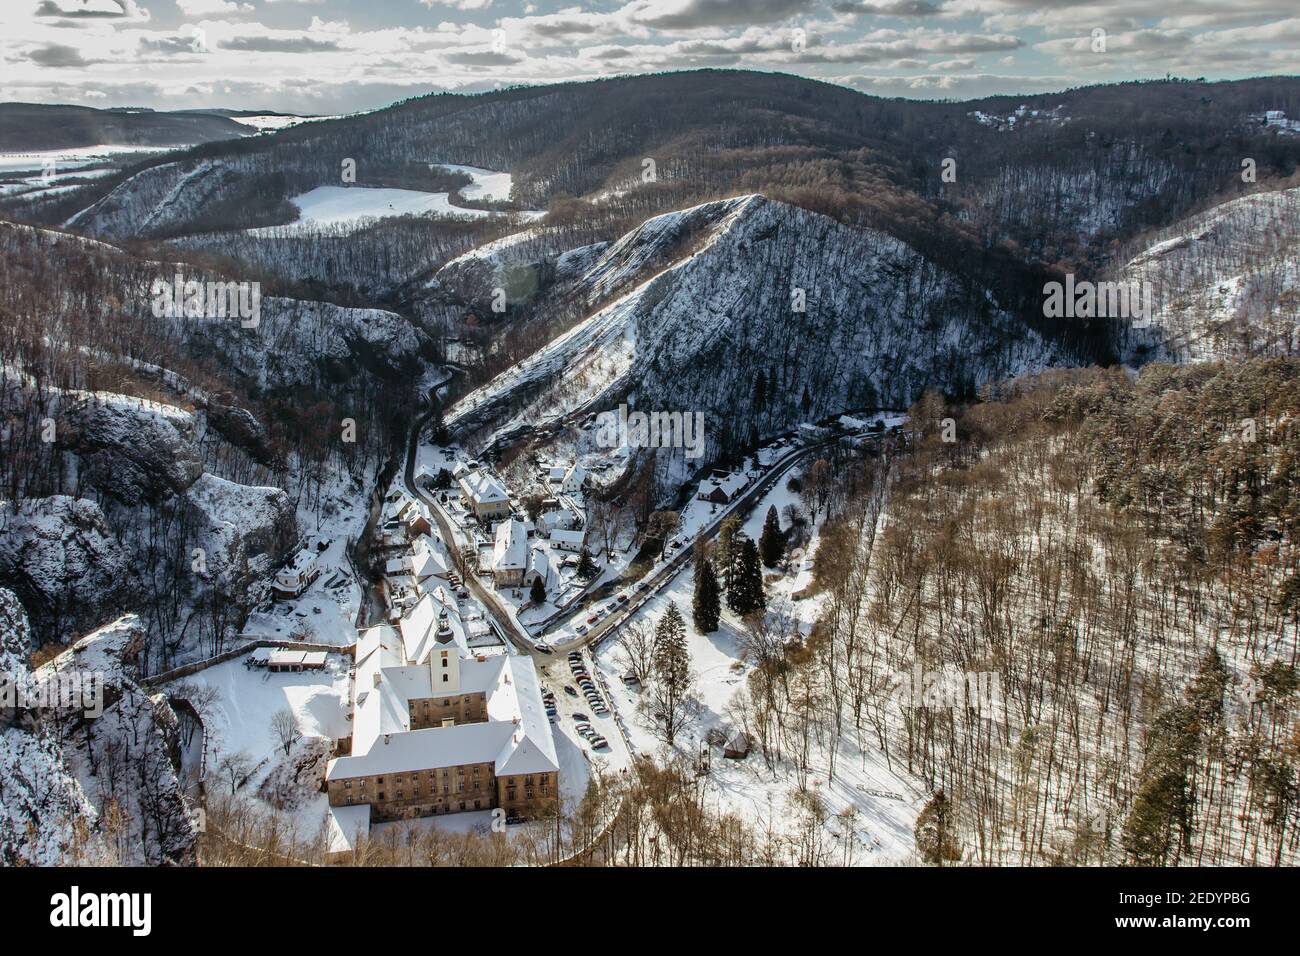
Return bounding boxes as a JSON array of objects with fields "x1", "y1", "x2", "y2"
[
  {"x1": 629, "y1": 0, "x2": 817, "y2": 31},
  {"x1": 34, "y1": 0, "x2": 149, "y2": 20},
  {"x1": 838, "y1": 70, "x2": 1073, "y2": 97},
  {"x1": 221, "y1": 35, "x2": 343, "y2": 52},
  {"x1": 27, "y1": 43, "x2": 92, "y2": 67},
  {"x1": 445, "y1": 49, "x2": 525, "y2": 65},
  {"x1": 421, "y1": 0, "x2": 493, "y2": 10},
  {"x1": 831, "y1": 1, "x2": 944, "y2": 15},
  {"x1": 177, "y1": 0, "x2": 254, "y2": 15}
]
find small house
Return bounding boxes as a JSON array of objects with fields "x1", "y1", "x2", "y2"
[{"x1": 273, "y1": 548, "x2": 321, "y2": 599}]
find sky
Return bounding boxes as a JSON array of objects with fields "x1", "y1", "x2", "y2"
[{"x1": 1, "y1": 0, "x2": 1297, "y2": 114}]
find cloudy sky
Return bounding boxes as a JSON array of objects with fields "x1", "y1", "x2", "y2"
[{"x1": 2, "y1": 0, "x2": 1298, "y2": 113}]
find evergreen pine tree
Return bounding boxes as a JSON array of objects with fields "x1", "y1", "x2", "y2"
[
  {"x1": 693, "y1": 557, "x2": 721, "y2": 633},
  {"x1": 576, "y1": 547, "x2": 597, "y2": 579},
  {"x1": 758, "y1": 504, "x2": 783, "y2": 568},
  {"x1": 727, "y1": 537, "x2": 766, "y2": 614},
  {"x1": 653, "y1": 602, "x2": 691, "y2": 745},
  {"x1": 716, "y1": 516, "x2": 741, "y2": 590},
  {"x1": 529, "y1": 576, "x2": 546, "y2": 605}
]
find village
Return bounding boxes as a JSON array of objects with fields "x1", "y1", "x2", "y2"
[{"x1": 171, "y1": 409, "x2": 908, "y2": 862}]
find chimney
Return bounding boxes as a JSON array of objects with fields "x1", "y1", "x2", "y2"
[
  {"x1": 373, "y1": 671, "x2": 381, "y2": 687},
  {"x1": 384, "y1": 734, "x2": 391, "y2": 745}
]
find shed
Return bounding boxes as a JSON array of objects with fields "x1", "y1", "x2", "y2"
[{"x1": 723, "y1": 731, "x2": 751, "y2": 759}]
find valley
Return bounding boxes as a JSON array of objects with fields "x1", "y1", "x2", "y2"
[{"x1": 2, "y1": 66, "x2": 1299, "y2": 876}]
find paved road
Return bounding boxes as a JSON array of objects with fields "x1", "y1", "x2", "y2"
[
  {"x1": 404, "y1": 387, "x2": 872, "y2": 666},
  {"x1": 402, "y1": 383, "x2": 546, "y2": 664},
  {"x1": 572, "y1": 435, "x2": 845, "y2": 656}
]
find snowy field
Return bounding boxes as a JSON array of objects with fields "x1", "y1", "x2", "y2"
[
  {"x1": 246, "y1": 167, "x2": 544, "y2": 236},
  {"x1": 183, "y1": 655, "x2": 352, "y2": 837},
  {"x1": 433, "y1": 163, "x2": 515, "y2": 202},
  {"x1": 0, "y1": 144, "x2": 173, "y2": 174}
]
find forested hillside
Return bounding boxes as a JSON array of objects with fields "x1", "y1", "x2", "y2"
[
  {"x1": 0, "y1": 222, "x2": 425, "y2": 667},
  {"x1": 804, "y1": 360, "x2": 1300, "y2": 864}
]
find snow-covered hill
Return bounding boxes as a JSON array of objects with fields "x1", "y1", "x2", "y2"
[
  {"x1": 1, "y1": 589, "x2": 198, "y2": 865},
  {"x1": 1117, "y1": 186, "x2": 1300, "y2": 362},
  {"x1": 446, "y1": 194, "x2": 1072, "y2": 464}
]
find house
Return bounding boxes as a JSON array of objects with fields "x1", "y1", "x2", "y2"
[
  {"x1": 539, "y1": 506, "x2": 578, "y2": 533},
  {"x1": 458, "y1": 471, "x2": 511, "y2": 520},
  {"x1": 267, "y1": 650, "x2": 328, "y2": 673},
  {"x1": 404, "y1": 501, "x2": 433, "y2": 539},
  {"x1": 547, "y1": 466, "x2": 566, "y2": 484},
  {"x1": 523, "y1": 547, "x2": 550, "y2": 588},
  {"x1": 413, "y1": 464, "x2": 435, "y2": 489},
  {"x1": 272, "y1": 548, "x2": 321, "y2": 599},
  {"x1": 409, "y1": 536, "x2": 450, "y2": 584},
  {"x1": 560, "y1": 463, "x2": 588, "y2": 495},
  {"x1": 548, "y1": 528, "x2": 587, "y2": 553},
  {"x1": 491, "y1": 519, "x2": 529, "y2": 587},
  {"x1": 451, "y1": 460, "x2": 480, "y2": 480},
  {"x1": 697, "y1": 471, "x2": 748, "y2": 505},
  {"x1": 326, "y1": 606, "x2": 559, "y2": 824},
  {"x1": 798, "y1": 422, "x2": 830, "y2": 444}
]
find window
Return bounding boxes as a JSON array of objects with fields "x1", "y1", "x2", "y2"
[
  {"x1": 442, "y1": 658, "x2": 448, "y2": 668},
  {"x1": 442, "y1": 674, "x2": 448, "y2": 683}
]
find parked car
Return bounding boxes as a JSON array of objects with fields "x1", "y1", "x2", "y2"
[
  {"x1": 564, "y1": 685, "x2": 578, "y2": 697},
  {"x1": 617, "y1": 593, "x2": 629, "y2": 603},
  {"x1": 572, "y1": 713, "x2": 589, "y2": 722},
  {"x1": 590, "y1": 736, "x2": 608, "y2": 749},
  {"x1": 636, "y1": 582, "x2": 650, "y2": 592},
  {"x1": 535, "y1": 642, "x2": 553, "y2": 654},
  {"x1": 586, "y1": 615, "x2": 598, "y2": 625},
  {"x1": 575, "y1": 624, "x2": 589, "y2": 636}
]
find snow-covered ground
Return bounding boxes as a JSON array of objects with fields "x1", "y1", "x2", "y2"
[
  {"x1": 589, "y1": 467, "x2": 922, "y2": 864},
  {"x1": 0, "y1": 144, "x2": 174, "y2": 174},
  {"x1": 432, "y1": 163, "x2": 515, "y2": 202},
  {"x1": 240, "y1": 468, "x2": 371, "y2": 645},
  {"x1": 246, "y1": 168, "x2": 544, "y2": 237},
  {"x1": 232, "y1": 114, "x2": 337, "y2": 133},
  {"x1": 183, "y1": 654, "x2": 352, "y2": 834},
  {"x1": 245, "y1": 185, "x2": 496, "y2": 236}
]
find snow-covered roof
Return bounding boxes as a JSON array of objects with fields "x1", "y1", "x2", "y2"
[
  {"x1": 493, "y1": 519, "x2": 528, "y2": 572},
  {"x1": 399, "y1": 589, "x2": 468, "y2": 665},
  {"x1": 549, "y1": 528, "x2": 586, "y2": 548},
  {"x1": 326, "y1": 804, "x2": 371, "y2": 856},
  {"x1": 526, "y1": 547, "x2": 549, "y2": 582},
  {"x1": 410, "y1": 537, "x2": 449, "y2": 581},
  {"x1": 699, "y1": 471, "x2": 747, "y2": 500},
  {"x1": 458, "y1": 470, "x2": 508, "y2": 505},
  {"x1": 562, "y1": 463, "x2": 588, "y2": 488},
  {"x1": 333, "y1": 652, "x2": 557, "y2": 781}
]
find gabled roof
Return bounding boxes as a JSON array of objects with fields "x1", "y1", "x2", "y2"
[
  {"x1": 493, "y1": 519, "x2": 528, "y2": 572},
  {"x1": 526, "y1": 547, "x2": 550, "y2": 582},
  {"x1": 459, "y1": 470, "x2": 508, "y2": 505},
  {"x1": 549, "y1": 528, "x2": 586, "y2": 547}
]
